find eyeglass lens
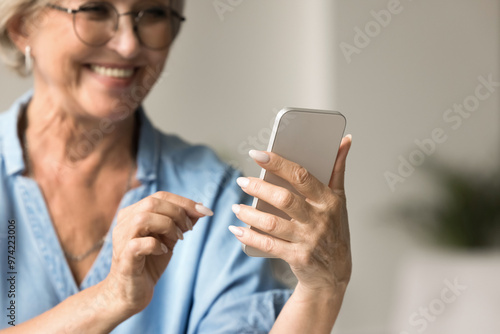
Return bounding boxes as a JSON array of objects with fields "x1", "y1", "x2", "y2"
[{"x1": 73, "y1": 1, "x2": 176, "y2": 50}]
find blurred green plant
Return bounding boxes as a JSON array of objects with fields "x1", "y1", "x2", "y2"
[{"x1": 399, "y1": 163, "x2": 500, "y2": 249}]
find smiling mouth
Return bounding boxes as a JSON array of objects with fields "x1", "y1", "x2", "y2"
[{"x1": 89, "y1": 64, "x2": 136, "y2": 79}]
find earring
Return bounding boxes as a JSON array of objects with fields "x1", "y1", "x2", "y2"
[{"x1": 25, "y1": 45, "x2": 32, "y2": 74}]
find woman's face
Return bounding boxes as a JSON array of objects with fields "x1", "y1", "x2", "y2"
[{"x1": 28, "y1": 0, "x2": 172, "y2": 121}]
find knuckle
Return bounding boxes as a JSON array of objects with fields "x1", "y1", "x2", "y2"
[
  {"x1": 126, "y1": 238, "x2": 141, "y2": 254},
  {"x1": 262, "y1": 215, "x2": 279, "y2": 233},
  {"x1": 133, "y1": 212, "x2": 150, "y2": 232},
  {"x1": 261, "y1": 236, "x2": 275, "y2": 253},
  {"x1": 329, "y1": 193, "x2": 343, "y2": 207},
  {"x1": 330, "y1": 201, "x2": 345, "y2": 220},
  {"x1": 163, "y1": 216, "x2": 175, "y2": 230},
  {"x1": 153, "y1": 191, "x2": 169, "y2": 201},
  {"x1": 144, "y1": 237, "x2": 157, "y2": 251},
  {"x1": 174, "y1": 205, "x2": 184, "y2": 218},
  {"x1": 292, "y1": 166, "x2": 310, "y2": 185},
  {"x1": 140, "y1": 197, "x2": 157, "y2": 212},
  {"x1": 274, "y1": 190, "x2": 295, "y2": 209},
  {"x1": 296, "y1": 248, "x2": 314, "y2": 267},
  {"x1": 319, "y1": 194, "x2": 343, "y2": 215}
]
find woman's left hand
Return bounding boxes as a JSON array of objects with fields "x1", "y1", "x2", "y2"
[{"x1": 230, "y1": 135, "x2": 352, "y2": 296}]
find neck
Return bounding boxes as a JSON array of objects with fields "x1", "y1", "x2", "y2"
[{"x1": 22, "y1": 93, "x2": 138, "y2": 184}]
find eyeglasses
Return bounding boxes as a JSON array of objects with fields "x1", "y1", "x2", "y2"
[{"x1": 47, "y1": 1, "x2": 186, "y2": 50}]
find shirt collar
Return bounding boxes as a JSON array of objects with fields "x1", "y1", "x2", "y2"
[
  {"x1": 1, "y1": 91, "x2": 160, "y2": 182},
  {"x1": 136, "y1": 106, "x2": 160, "y2": 183},
  {"x1": 1, "y1": 90, "x2": 32, "y2": 176}
]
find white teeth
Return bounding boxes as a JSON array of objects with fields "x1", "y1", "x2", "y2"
[{"x1": 90, "y1": 65, "x2": 134, "y2": 78}]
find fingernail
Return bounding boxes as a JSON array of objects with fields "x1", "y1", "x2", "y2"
[
  {"x1": 236, "y1": 177, "x2": 249, "y2": 188},
  {"x1": 195, "y1": 203, "x2": 214, "y2": 216},
  {"x1": 249, "y1": 150, "x2": 270, "y2": 163},
  {"x1": 161, "y1": 243, "x2": 169, "y2": 254},
  {"x1": 176, "y1": 227, "x2": 184, "y2": 240},
  {"x1": 185, "y1": 216, "x2": 193, "y2": 230},
  {"x1": 346, "y1": 134, "x2": 352, "y2": 141},
  {"x1": 232, "y1": 204, "x2": 240, "y2": 215},
  {"x1": 228, "y1": 225, "x2": 244, "y2": 237}
]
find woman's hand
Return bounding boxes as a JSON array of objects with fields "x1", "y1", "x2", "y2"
[
  {"x1": 230, "y1": 135, "x2": 352, "y2": 297},
  {"x1": 104, "y1": 192, "x2": 212, "y2": 316},
  {"x1": 3, "y1": 193, "x2": 214, "y2": 334}
]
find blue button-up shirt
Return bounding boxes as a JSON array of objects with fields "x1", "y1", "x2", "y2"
[{"x1": 0, "y1": 92, "x2": 292, "y2": 333}]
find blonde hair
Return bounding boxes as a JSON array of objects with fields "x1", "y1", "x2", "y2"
[
  {"x1": 0, "y1": 0, "x2": 51, "y2": 76},
  {"x1": 0, "y1": 0, "x2": 185, "y2": 77}
]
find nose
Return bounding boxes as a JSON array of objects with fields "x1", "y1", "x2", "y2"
[{"x1": 107, "y1": 15, "x2": 141, "y2": 59}]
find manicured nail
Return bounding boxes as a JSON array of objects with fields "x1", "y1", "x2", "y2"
[
  {"x1": 176, "y1": 227, "x2": 184, "y2": 240},
  {"x1": 236, "y1": 177, "x2": 249, "y2": 188},
  {"x1": 346, "y1": 134, "x2": 352, "y2": 141},
  {"x1": 228, "y1": 225, "x2": 244, "y2": 237},
  {"x1": 161, "y1": 243, "x2": 169, "y2": 254},
  {"x1": 249, "y1": 150, "x2": 270, "y2": 163},
  {"x1": 185, "y1": 217, "x2": 193, "y2": 231},
  {"x1": 195, "y1": 203, "x2": 214, "y2": 216},
  {"x1": 232, "y1": 204, "x2": 240, "y2": 215}
]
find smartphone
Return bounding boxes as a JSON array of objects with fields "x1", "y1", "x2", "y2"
[{"x1": 242, "y1": 108, "x2": 346, "y2": 257}]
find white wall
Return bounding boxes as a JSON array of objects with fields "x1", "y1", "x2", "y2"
[
  {"x1": 333, "y1": 0, "x2": 499, "y2": 333},
  {"x1": 1, "y1": 1, "x2": 498, "y2": 333},
  {"x1": 145, "y1": 0, "x2": 336, "y2": 178}
]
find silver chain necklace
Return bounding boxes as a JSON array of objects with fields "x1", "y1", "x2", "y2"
[{"x1": 23, "y1": 125, "x2": 134, "y2": 262}]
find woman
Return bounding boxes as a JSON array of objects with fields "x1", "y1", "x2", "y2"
[{"x1": 0, "y1": 0, "x2": 352, "y2": 333}]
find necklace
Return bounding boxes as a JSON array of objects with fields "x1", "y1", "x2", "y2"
[{"x1": 22, "y1": 124, "x2": 135, "y2": 262}]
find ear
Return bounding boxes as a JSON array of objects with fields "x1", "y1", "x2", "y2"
[{"x1": 6, "y1": 14, "x2": 30, "y2": 53}]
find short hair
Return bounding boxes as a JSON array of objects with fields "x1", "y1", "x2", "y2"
[{"x1": 0, "y1": 0, "x2": 186, "y2": 77}]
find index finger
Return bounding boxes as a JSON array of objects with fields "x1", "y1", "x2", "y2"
[
  {"x1": 248, "y1": 150, "x2": 328, "y2": 203},
  {"x1": 120, "y1": 192, "x2": 213, "y2": 232},
  {"x1": 150, "y1": 191, "x2": 211, "y2": 219}
]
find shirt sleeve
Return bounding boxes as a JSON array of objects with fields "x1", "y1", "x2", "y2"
[
  {"x1": 196, "y1": 289, "x2": 292, "y2": 334},
  {"x1": 188, "y1": 166, "x2": 293, "y2": 334}
]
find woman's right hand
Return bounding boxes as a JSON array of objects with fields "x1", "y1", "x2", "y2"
[
  {"x1": 0, "y1": 192, "x2": 213, "y2": 334},
  {"x1": 102, "y1": 191, "x2": 212, "y2": 316}
]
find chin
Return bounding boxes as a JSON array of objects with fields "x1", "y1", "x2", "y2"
[{"x1": 78, "y1": 87, "x2": 142, "y2": 123}]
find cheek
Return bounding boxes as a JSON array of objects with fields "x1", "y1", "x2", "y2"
[
  {"x1": 34, "y1": 46, "x2": 89, "y2": 90},
  {"x1": 31, "y1": 20, "x2": 89, "y2": 85},
  {"x1": 145, "y1": 51, "x2": 170, "y2": 83},
  {"x1": 131, "y1": 52, "x2": 169, "y2": 94}
]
